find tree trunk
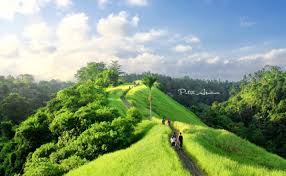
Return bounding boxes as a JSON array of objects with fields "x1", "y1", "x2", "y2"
[{"x1": 149, "y1": 88, "x2": 152, "y2": 119}]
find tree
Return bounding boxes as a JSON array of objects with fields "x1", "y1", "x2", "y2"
[
  {"x1": 0, "y1": 93, "x2": 30, "y2": 123},
  {"x1": 142, "y1": 74, "x2": 157, "y2": 119},
  {"x1": 75, "y1": 62, "x2": 106, "y2": 82}
]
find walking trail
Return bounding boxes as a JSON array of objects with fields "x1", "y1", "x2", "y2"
[
  {"x1": 121, "y1": 85, "x2": 204, "y2": 176},
  {"x1": 171, "y1": 127, "x2": 204, "y2": 176}
]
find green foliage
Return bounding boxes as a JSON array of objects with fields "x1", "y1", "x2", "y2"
[
  {"x1": 75, "y1": 62, "x2": 106, "y2": 82},
  {"x1": 204, "y1": 66, "x2": 286, "y2": 157},
  {"x1": 0, "y1": 75, "x2": 71, "y2": 124},
  {"x1": 0, "y1": 93, "x2": 30, "y2": 123},
  {"x1": 126, "y1": 85, "x2": 203, "y2": 125},
  {"x1": 175, "y1": 121, "x2": 286, "y2": 176},
  {"x1": 60, "y1": 156, "x2": 87, "y2": 172},
  {"x1": 126, "y1": 107, "x2": 142, "y2": 124},
  {"x1": 0, "y1": 120, "x2": 15, "y2": 139},
  {"x1": 75, "y1": 62, "x2": 121, "y2": 87},
  {"x1": 66, "y1": 122, "x2": 189, "y2": 176},
  {"x1": 24, "y1": 158, "x2": 64, "y2": 176},
  {"x1": 124, "y1": 73, "x2": 237, "y2": 106},
  {"x1": 31, "y1": 143, "x2": 57, "y2": 161},
  {"x1": 142, "y1": 74, "x2": 157, "y2": 90}
]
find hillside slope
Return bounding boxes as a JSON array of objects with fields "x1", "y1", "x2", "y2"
[
  {"x1": 66, "y1": 121, "x2": 190, "y2": 176},
  {"x1": 67, "y1": 85, "x2": 286, "y2": 176}
]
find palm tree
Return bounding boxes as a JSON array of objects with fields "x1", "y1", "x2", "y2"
[{"x1": 142, "y1": 74, "x2": 157, "y2": 119}]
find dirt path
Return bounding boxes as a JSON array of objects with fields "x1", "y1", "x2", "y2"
[
  {"x1": 171, "y1": 128, "x2": 204, "y2": 176},
  {"x1": 120, "y1": 85, "x2": 203, "y2": 176},
  {"x1": 175, "y1": 146, "x2": 203, "y2": 176},
  {"x1": 120, "y1": 87, "x2": 132, "y2": 108}
]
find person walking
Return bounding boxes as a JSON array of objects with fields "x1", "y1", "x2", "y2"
[
  {"x1": 178, "y1": 132, "x2": 183, "y2": 148},
  {"x1": 170, "y1": 132, "x2": 177, "y2": 146},
  {"x1": 162, "y1": 117, "x2": 165, "y2": 125},
  {"x1": 167, "y1": 118, "x2": 171, "y2": 126}
]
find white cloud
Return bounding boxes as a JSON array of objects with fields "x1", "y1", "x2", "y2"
[
  {"x1": 126, "y1": 0, "x2": 148, "y2": 6},
  {"x1": 57, "y1": 13, "x2": 90, "y2": 51},
  {"x1": 0, "y1": 0, "x2": 72, "y2": 20},
  {"x1": 184, "y1": 35, "x2": 200, "y2": 44},
  {"x1": 23, "y1": 22, "x2": 55, "y2": 52},
  {"x1": 173, "y1": 44, "x2": 192, "y2": 53},
  {"x1": 55, "y1": 0, "x2": 72, "y2": 7},
  {"x1": 97, "y1": 0, "x2": 109, "y2": 6},
  {"x1": 121, "y1": 52, "x2": 166, "y2": 74},
  {"x1": 23, "y1": 22, "x2": 51, "y2": 40},
  {"x1": 133, "y1": 29, "x2": 166, "y2": 43},
  {"x1": 0, "y1": 0, "x2": 51, "y2": 20},
  {"x1": 0, "y1": 35, "x2": 20, "y2": 57},
  {"x1": 97, "y1": 11, "x2": 139, "y2": 37}
]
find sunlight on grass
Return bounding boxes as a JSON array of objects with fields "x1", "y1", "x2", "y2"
[
  {"x1": 66, "y1": 121, "x2": 190, "y2": 176},
  {"x1": 174, "y1": 122, "x2": 286, "y2": 176},
  {"x1": 106, "y1": 85, "x2": 131, "y2": 115},
  {"x1": 127, "y1": 85, "x2": 204, "y2": 126}
]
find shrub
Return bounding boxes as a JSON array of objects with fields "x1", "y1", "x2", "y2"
[
  {"x1": 24, "y1": 158, "x2": 63, "y2": 176},
  {"x1": 60, "y1": 156, "x2": 87, "y2": 172}
]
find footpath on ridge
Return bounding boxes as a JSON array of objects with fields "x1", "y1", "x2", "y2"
[{"x1": 120, "y1": 85, "x2": 204, "y2": 176}]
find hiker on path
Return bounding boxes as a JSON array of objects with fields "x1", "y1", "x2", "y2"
[
  {"x1": 167, "y1": 119, "x2": 171, "y2": 126},
  {"x1": 170, "y1": 132, "x2": 177, "y2": 146},
  {"x1": 178, "y1": 132, "x2": 183, "y2": 148},
  {"x1": 162, "y1": 117, "x2": 165, "y2": 125}
]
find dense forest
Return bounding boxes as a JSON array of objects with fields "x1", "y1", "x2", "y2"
[
  {"x1": 0, "y1": 75, "x2": 72, "y2": 124},
  {"x1": 0, "y1": 62, "x2": 143, "y2": 176},
  {"x1": 200, "y1": 66, "x2": 286, "y2": 157}
]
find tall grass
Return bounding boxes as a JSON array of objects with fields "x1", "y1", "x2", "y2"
[
  {"x1": 66, "y1": 121, "x2": 190, "y2": 176},
  {"x1": 68, "y1": 84, "x2": 286, "y2": 176},
  {"x1": 174, "y1": 122, "x2": 286, "y2": 176},
  {"x1": 127, "y1": 85, "x2": 204, "y2": 125},
  {"x1": 106, "y1": 85, "x2": 130, "y2": 115}
]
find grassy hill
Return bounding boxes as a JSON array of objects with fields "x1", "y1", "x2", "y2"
[
  {"x1": 66, "y1": 120, "x2": 190, "y2": 176},
  {"x1": 67, "y1": 84, "x2": 286, "y2": 176}
]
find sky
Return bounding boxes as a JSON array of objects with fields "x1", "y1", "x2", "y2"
[{"x1": 0, "y1": 0, "x2": 286, "y2": 81}]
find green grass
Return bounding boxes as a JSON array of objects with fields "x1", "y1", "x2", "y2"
[
  {"x1": 127, "y1": 85, "x2": 204, "y2": 125},
  {"x1": 106, "y1": 85, "x2": 130, "y2": 116},
  {"x1": 127, "y1": 85, "x2": 286, "y2": 176},
  {"x1": 67, "y1": 84, "x2": 286, "y2": 176},
  {"x1": 66, "y1": 121, "x2": 190, "y2": 176},
  {"x1": 174, "y1": 122, "x2": 286, "y2": 176}
]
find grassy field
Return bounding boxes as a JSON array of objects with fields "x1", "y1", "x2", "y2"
[
  {"x1": 127, "y1": 85, "x2": 286, "y2": 176},
  {"x1": 174, "y1": 122, "x2": 286, "y2": 176},
  {"x1": 106, "y1": 85, "x2": 130, "y2": 116},
  {"x1": 66, "y1": 121, "x2": 190, "y2": 176},
  {"x1": 127, "y1": 85, "x2": 204, "y2": 125},
  {"x1": 67, "y1": 84, "x2": 286, "y2": 176}
]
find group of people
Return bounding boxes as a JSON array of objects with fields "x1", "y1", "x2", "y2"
[
  {"x1": 171, "y1": 132, "x2": 183, "y2": 149},
  {"x1": 161, "y1": 117, "x2": 183, "y2": 149}
]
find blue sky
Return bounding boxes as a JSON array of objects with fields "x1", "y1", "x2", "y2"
[{"x1": 0, "y1": 0, "x2": 285, "y2": 80}]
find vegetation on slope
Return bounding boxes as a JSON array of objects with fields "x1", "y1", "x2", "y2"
[
  {"x1": 126, "y1": 85, "x2": 204, "y2": 125},
  {"x1": 202, "y1": 66, "x2": 286, "y2": 157},
  {"x1": 67, "y1": 121, "x2": 190, "y2": 176},
  {"x1": 0, "y1": 62, "x2": 143, "y2": 176},
  {"x1": 0, "y1": 74, "x2": 71, "y2": 127},
  {"x1": 125, "y1": 84, "x2": 286, "y2": 176},
  {"x1": 175, "y1": 122, "x2": 286, "y2": 176}
]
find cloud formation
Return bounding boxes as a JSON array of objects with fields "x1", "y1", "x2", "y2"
[{"x1": 0, "y1": 2, "x2": 285, "y2": 82}]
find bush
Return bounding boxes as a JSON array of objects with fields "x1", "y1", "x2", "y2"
[
  {"x1": 24, "y1": 158, "x2": 63, "y2": 176},
  {"x1": 60, "y1": 156, "x2": 87, "y2": 172},
  {"x1": 32, "y1": 143, "x2": 57, "y2": 161},
  {"x1": 126, "y1": 107, "x2": 142, "y2": 125}
]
